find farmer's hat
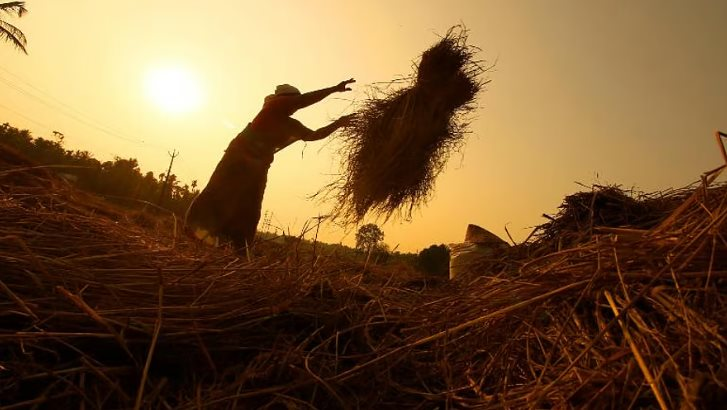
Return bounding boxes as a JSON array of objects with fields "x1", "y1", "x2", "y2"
[{"x1": 265, "y1": 84, "x2": 301, "y2": 102}]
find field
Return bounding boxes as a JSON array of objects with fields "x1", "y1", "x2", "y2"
[{"x1": 1, "y1": 148, "x2": 726, "y2": 409}]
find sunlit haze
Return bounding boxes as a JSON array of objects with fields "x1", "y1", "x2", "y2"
[
  {"x1": 144, "y1": 65, "x2": 204, "y2": 114},
  {"x1": 1, "y1": 1, "x2": 726, "y2": 252}
]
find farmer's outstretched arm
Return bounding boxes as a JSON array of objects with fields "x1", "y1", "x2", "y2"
[
  {"x1": 289, "y1": 79, "x2": 355, "y2": 111},
  {"x1": 276, "y1": 115, "x2": 356, "y2": 151},
  {"x1": 302, "y1": 114, "x2": 356, "y2": 141}
]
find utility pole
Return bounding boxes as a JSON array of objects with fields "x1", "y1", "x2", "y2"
[{"x1": 158, "y1": 149, "x2": 179, "y2": 206}]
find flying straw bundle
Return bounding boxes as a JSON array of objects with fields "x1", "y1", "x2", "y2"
[{"x1": 323, "y1": 26, "x2": 488, "y2": 223}]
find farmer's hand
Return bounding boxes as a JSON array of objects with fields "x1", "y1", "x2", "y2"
[{"x1": 335, "y1": 78, "x2": 355, "y2": 92}]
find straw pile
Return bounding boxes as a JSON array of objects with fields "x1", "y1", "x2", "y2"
[
  {"x1": 323, "y1": 26, "x2": 487, "y2": 223},
  {"x1": 533, "y1": 184, "x2": 690, "y2": 252},
  {"x1": 1, "y1": 150, "x2": 726, "y2": 408}
]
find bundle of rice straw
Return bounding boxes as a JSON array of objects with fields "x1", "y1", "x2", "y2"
[{"x1": 322, "y1": 26, "x2": 488, "y2": 223}]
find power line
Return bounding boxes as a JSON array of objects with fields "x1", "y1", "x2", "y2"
[
  {"x1": 0, "y1": 101, "x2": 55, "y2": 132},
  {"x1": 0, "y1": 66, "x2": 139, "y2": 140},
  {"x1": 0, "y1": 67, "x2": 205, "y2": 186},
  {"x1": 0, "y1": 98, "x2": 202, "y2": 190},
  {"x1": 0, "y1": 73, "x2": 146, "y2": 145},
  {"x1": 0, "y1": 66, "x2": 165, "y2": 149},
  {"x1": 0, "y1": 102, "x2": 120, "y2": 159},
  {"x1": 0, "y1": 65, "x2": 117, "y2": 131}
]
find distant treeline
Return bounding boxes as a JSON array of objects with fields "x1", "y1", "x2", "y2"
[{"x1": 0, "y1": 122, "x2": 198, "y2": 215}]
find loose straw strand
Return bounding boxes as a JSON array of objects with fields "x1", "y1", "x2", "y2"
[
  {"x1": 604, "y1": 290, "x2": 668, "y2": 410},
  {"x1": 134, "y1": 271, "x2": 164, "y2": 410}
]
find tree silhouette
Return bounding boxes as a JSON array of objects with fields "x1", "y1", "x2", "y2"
[
  {"x1": 355, "y1": 223, "x2": 384, "y2": 253},
  {"x1": 0, "y1": 1, "x2": 28, "y2": 54},
  {"x1": 417, "y1": 244, "x2": 450, "y2": 277}
]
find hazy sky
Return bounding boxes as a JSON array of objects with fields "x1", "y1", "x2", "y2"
[{"x1": 2, "y1": 1, "x2": 726, "y2": 252}]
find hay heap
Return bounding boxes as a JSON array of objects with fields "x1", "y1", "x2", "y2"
[
  {"x1": 534, "y1": 184, "x2": 689, "y2": 251},
  {"x1": 1, "y1": 150, "x2": 726, "y2": 408},
  {"x1": 325, "y1": 26, "x2": 487, "y2": 222}
]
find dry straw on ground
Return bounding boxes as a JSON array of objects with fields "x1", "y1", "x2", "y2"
[
  {"x1": 320, "y1": 26, "x2": 488, "y2": 223},
  {"x1": 1, "y1": 135, "x2": 726, "y2": 409}
]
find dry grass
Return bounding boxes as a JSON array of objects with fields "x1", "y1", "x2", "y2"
[
  {"x1": 320, "y1": 26, "x2": 489, "y2": 223},
  {"x1": 1, "y1": 142, "x2": 726, "y2": 408}
]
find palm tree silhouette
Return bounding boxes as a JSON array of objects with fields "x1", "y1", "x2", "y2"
[{"x1": 0, "y1": 1, "x2": 27, "y2": 54}]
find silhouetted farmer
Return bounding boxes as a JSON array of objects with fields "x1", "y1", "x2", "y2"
[{"x1": 186, "y1": 79, "x2": 356, "y2": 249}]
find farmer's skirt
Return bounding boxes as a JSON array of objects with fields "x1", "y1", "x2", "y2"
[{"x1": 185, "y1": 130, "x2": 273, "y2": 249}]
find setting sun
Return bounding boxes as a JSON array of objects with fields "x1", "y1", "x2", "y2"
[{"x1": 143, "y1": 66, "x2": 204, "y2": 114}]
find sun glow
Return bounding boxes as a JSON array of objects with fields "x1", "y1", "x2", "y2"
[{"x1": 144, "y1": 66, "x2": 204, "y2": 114}]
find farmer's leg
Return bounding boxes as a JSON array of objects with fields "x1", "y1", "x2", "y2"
[{"x1": 229, "y1": 165, "x2": 268, "y2": 251}]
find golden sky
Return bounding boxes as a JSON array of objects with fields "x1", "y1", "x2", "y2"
[{"x1": 2, "y1": 0, "x2": 726, "y2": 252}]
